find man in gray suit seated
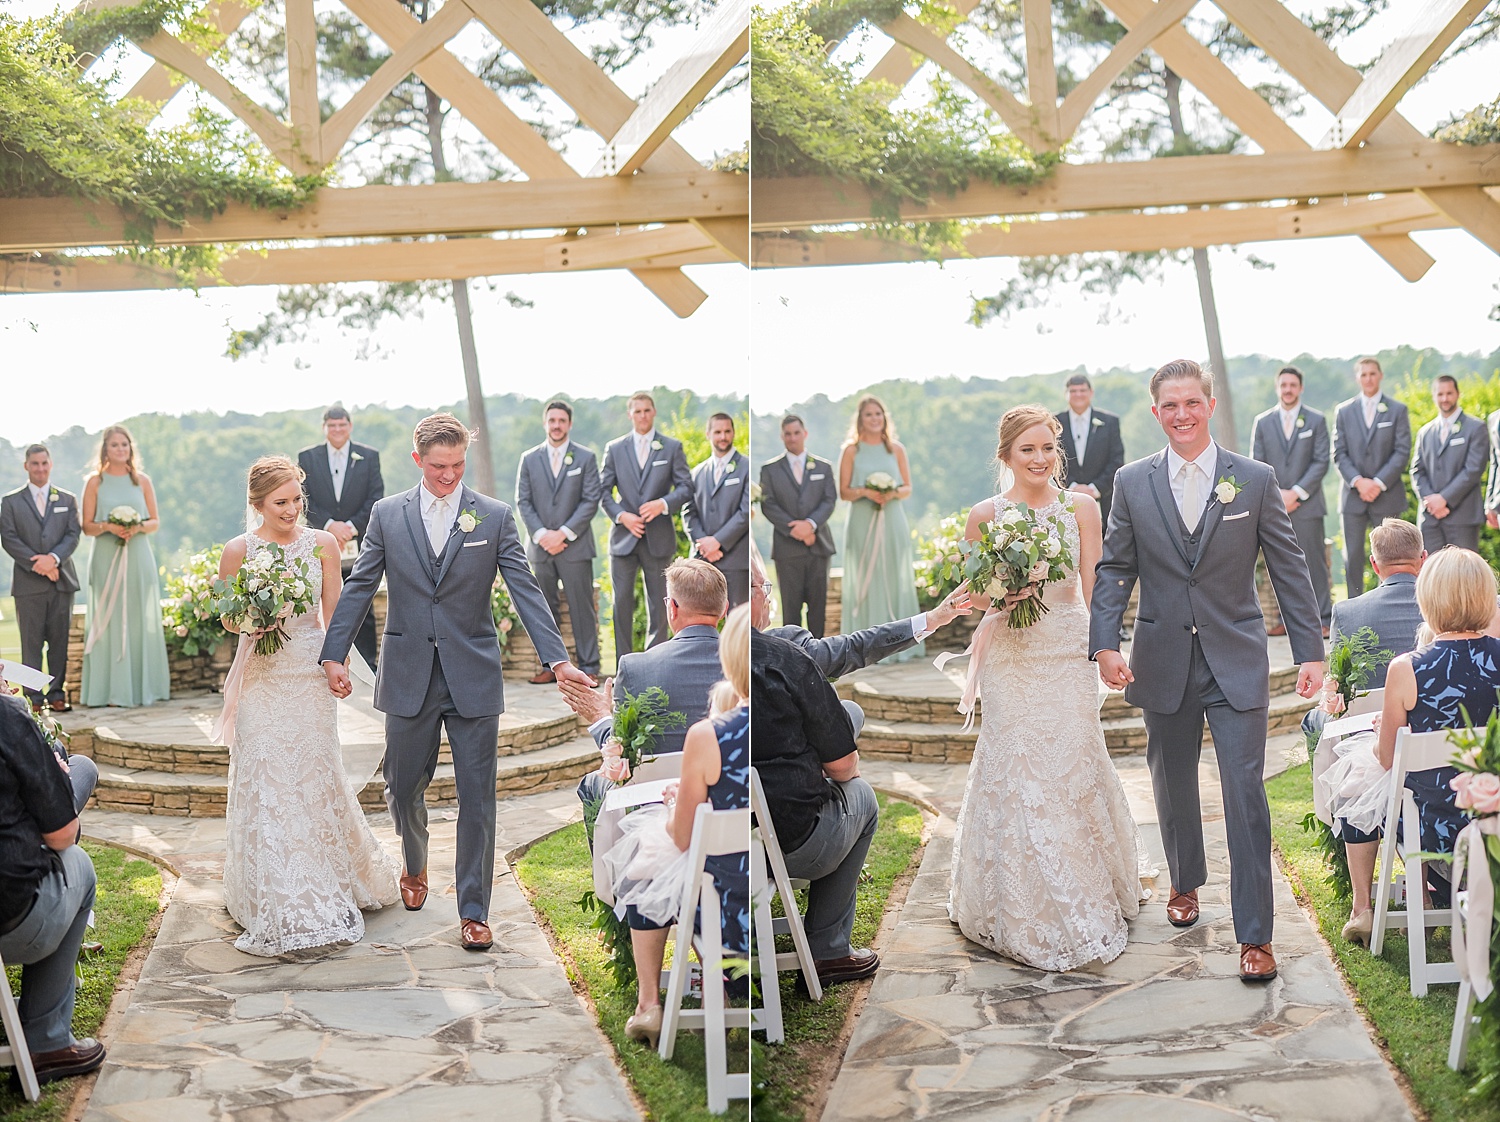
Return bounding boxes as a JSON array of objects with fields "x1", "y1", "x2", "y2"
[
  {"x1": 1411, "y1": 374, "x2": 1490, "y2": 553},
  {"x1": 561, "y1": 559, "x2": 727, "y2": 807}
]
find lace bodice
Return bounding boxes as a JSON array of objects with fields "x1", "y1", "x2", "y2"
[{"x1": 991, "y1": 493, "x2": 1081, "y2": 602}]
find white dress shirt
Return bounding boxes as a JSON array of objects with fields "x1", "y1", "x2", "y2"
[
  {"x1": 1070, "y1": 408, "x2": 1091, "y2": 464},
  {"x1": 1356, "y1": 394, "x2": 1388, "y2": 491},
  {"x1": 28, "y1": 482, "x2": 49, "y2": 519},
  {"x1": 711, "y1": 451, "x2": 733, "y2": 485},
  {"x1": 420, "y1": 482, "x2": 460, "y2": 556},
  {"x1": 327, "y1": 441, "x2": 350, "y2": 503},
  {"x1": 545, "y1": 442, "x2": 577, "y2": 541},
  {"x1": 635, "y1": 429, "x2": 655, "y2": 469},
  {"x1": 1277, "y1": 407, "x2": 1310, "y2": 501},
  {"x1": 1166, "y1": 442, "x2": 1219, "y2": 529},
  {"x1": 787, "y1": 452, "x2": 817, "y2": 528}
]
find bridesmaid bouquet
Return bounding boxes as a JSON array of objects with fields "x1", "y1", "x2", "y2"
[
  {"x1": 864, "y1": 471, "x2": 899, "y2": 496},
  {"x1": 212, "y1": 543, "x2": 320, "y2": 656},
  {"x1": 962, "y1": 501, "x2": 1074, "y2": 629},
  {"x1": 107, "y1": 505, "x2": 143, "y2": 529}
]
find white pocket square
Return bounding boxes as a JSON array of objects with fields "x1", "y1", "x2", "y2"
[
  {"x1": 652, "y1": 459, "x2": 667, "y2": 466},
  {"x1": 1297, "y1": 430, "x2": 1312, "y2": 439},
  {"x1": 1377, "y1": 421, "x2": 1394, "y2": 428},
  {"x1": 1451, "y1": 438, "x2": 1467, "y2": 445},
  {"x1": 723, "y1": 476, "x2": 742, "y2": 486},
  {"x1": 462, "y1": 539, "x2": 490, "y2": 548},
  {"x1": 567, "y1": 467, "x2": 582, "y2": 476},
  {"x1": 809, "y1": 473, "x2": 826, "y2": 480},
  {"x1": 1222, "y1": 511, "x2": 1250, "y2": 522},
  {"x1": 52, "y1": 505, "x2": 69, "y2": 511}
]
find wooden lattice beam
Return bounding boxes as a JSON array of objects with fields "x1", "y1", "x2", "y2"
[
  {"x1": 121, "y1": 1, "x2": 251, "y2": 107},
  {"x1": 1022, "y1": 0, "x2": 1060, "y2": 143}
]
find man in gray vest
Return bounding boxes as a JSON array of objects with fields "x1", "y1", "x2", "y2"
[
  {"x1": 759, "y1": 415, "x2": 838, "y2": 636},
  {"x1": 516, "y1": 399, "x2": 602, "y2": 681},
  {"x1": 1092, "y1": 359, "x2": 1324, "y2": 985},
  {"x1": 1332, "y1": 356, "x2": 1412, "y2": 599},
  {"x1": 683, "y1": 414, "x2": 750, "y2": 607},
  {"x1": 322, "y1": 413, "x2": 592, "y2": 952},
  {"x1": 1250, "y1": 365, "x2": 1331, "y2": 636},
  {"x1": 1411, "y1": 374, "x2": 1490, "y2": 553}
]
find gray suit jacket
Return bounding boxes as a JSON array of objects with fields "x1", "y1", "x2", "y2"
[
  {"x1": 600, "y1": 432, "x2": 693, "y2": 559},
  {"x1": 1411, "y1": 409, "x2": 1490, "y2": 526},
  {"x1": 1486, "y1": 409, "x2": 1500, "y2": 516},
  {"x1": 1328, "y1": 573, "x2": 1422, "y2": 689},
  {"x1": 588, "y1": 623, "x2": 722, "y2": 753},
  {"x1": 1250, "y1": 405, "x2": 1329, "y2": 521},
  {"x1": 1, "y1": 486, "x2": 82, "y2": 597},
  {"x1": 516, "y1": 441, "x2": 601, "y2": 564},
  {"x1": 320, "y1": 484, "x2": 569, "y2": 719},
  {"x1": 1089, "y1": 447, "x2": 1323, "y2": 713},
  {"x1": 683, "y1": 450, "x2": 750, "y2": 571},
  {"x1": 1055, "y1": 408, "x2": 1125, "y2": 522},
  {"x1": 1332, "y1": 394, "x2": 1412, "y2": 516},
  {"x1": 766, "y1": 619, "x2": 917, "y2": 678},
  {"x1": 759, "y1": 453, "x2": 838, "y2": 560}
]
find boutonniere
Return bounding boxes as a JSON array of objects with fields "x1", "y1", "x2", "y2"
[
  {"x1": 1451, "y1": 423, "x2": 1462, "y2": 436},
  {"x1": 456, "y1": 510, "x2": 484, "y2": 534},
  {"x1": 350, "y1": 451, "x2": 363, "y2": 463},
  {"x1": 1091, "y1": 417, "x2": 1105, "y2": 428},
  {"x1": 1214, "y1": 475, "x2": 1243, "y2": 505},
  {"x1": 651, "y1": 439, "x2": 663, "y2": 451},
  {"x1": 48, "y1": 488, "x2": 59, "y2": 501},
  {"x1": 564, "y1": 452, "x2": 574, "y2": 466},
  {"x1": 1377, "y1": 401, "x2": 1389, "y2": 414},
  {"x1": 725, "y1": 460, "x2": 736, "y2": 473},
  {"x1": 1295, "y1": 416, "x2": 1305, "y2": 429}
]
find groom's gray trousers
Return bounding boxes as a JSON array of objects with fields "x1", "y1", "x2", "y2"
[
  {"x1": 384, "y1": 653, "x2": 500, "y2": 923},
  {"x1": 1143, "y1": 636, "x2": 1275, "y2": 946}
]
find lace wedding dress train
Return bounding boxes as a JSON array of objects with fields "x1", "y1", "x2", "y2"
[
  {"x1": 948, "y1": 495, "x2": 1149, "y2": 971},
  {"x1": 221, "y1": 528, "x2": 399, "y2": 956}
]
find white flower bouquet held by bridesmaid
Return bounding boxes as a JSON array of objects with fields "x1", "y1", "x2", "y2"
[
  {"x1": 213, "y1": 541, "x2": 320, "y2": 656},
  {"x1": 106, "y1": 505, "x2": 142, "y2": 528},
  {"x1": 958, "y1": 499, "x2": 1075, "y2": 628},
  {"x1": 864, "y1": 470, "x2": 899, "y2": 495}
]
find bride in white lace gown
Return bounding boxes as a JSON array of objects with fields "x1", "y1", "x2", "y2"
[
  {"x1": 947, "y1": 406, "x2": 1148, "y2": 971},
  {"x1": 216, "y1": 456, "x2": 398, "y2": 956}
]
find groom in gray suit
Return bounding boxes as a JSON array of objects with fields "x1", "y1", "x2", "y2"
[
  {"x1": 1090, "y1": 360, "x2": 1324, "y2": 983},
  {"x1": 322, "y1": 413, "x2": 592, "y2": 951}
]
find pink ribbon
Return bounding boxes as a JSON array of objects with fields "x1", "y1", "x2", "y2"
[
  {"x1": 211, "y1": 634, "x2": 253, "y2": 750},
  {"x1": 933, "y1": 609, "x2": 1004, "y2": 732},
  {"x1": 1451, "y1": 815, "x2": 1499, "y2": 1002},
  {"x1": 83, "y1": 541, "x2": 129, "y2": 660}
]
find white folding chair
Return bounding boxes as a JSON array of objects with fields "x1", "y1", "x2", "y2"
[
  {"x1": 1370, "y1": 727, "x2": 1461, "y2": 996},
  {"x1": 749, "y1": 768, "x2": 822, "y2": 1003},
  {"x1": 1312, "y1": 688, "x2": 1384, "y2": 826},
  {"x1": 658, "y1": 804, "x2": 753, "y2": 1115},
  {"x1": 1448, "y1": 889, "x2": 1480, "y2": 1070},
  {"x1": 0, "y1": 949, "x2": 41, "y2": 1102}
]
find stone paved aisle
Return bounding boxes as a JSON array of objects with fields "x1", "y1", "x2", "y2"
[
  {"x1": 824, "y1": 747, "x2": 1417, "y2": 1122},
  {"x1": 78, "y1": 789, "x2": 636, "y2": 1122}
]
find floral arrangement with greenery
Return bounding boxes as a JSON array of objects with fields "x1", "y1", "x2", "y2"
[
  {"x1": 489, "y1": 579, "x2": 520, "y2": 651},
  {"x1": 914, "y1": 512, "x2": 968, "y2": 610},
  {"x1": 161, "y1": 545, "x2": 227, "y2": 657}
]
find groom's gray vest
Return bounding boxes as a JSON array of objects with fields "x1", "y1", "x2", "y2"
[{"x1": 1089, "y1": 448, "x2": 1322, "y2": 714}]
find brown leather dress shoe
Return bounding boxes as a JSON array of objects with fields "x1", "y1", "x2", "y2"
[
  {"x1": 31, "y1": 1037, "x2": 106, "y2": 1083},
  {"x1": 399, "y1": 871, "x2": 428, "y2": 911},
  {"x1": 48, "y1": 697, "x2": 72, "y2": 713},
  {"x1": 529, "y1": 668, "x2": 556, "y2": 684},
  {"x1": 461, "y1": 919, "x2": 494, "y2": 950},
  {"x1": 815, "y1": 947, "x2": 880, "y2": 985},
  {"x1": 1239, "y1": 942, "x2": 1277, "y2": 981},
  {"x1": 1166, "y1": 888, "x2": 1199, "y2": 927},
  {"x1": 1266, "y1": 623, "x2": 1287, "y2": 637}
]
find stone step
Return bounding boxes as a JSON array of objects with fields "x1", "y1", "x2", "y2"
[
  {"x1": 857, "y1": 691, "x2": 1315, "y2": 765},
  {"x1": 86, "y1": 735, "x2": 601, "y2": 818}
]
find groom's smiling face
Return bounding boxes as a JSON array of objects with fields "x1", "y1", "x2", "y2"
[
  {"x1": 412, "y1": 442, "x2": 466, "y2": 498},
  {"x1": 1152, "y1": 377, "x2": 1216, "y2": 458}
]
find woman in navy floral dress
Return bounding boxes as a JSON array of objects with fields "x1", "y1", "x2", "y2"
[{"x1": 1341, "y1": 548, "x2": 1500, "y2": 945}]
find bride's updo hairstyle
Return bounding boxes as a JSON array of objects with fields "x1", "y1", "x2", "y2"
[
  {"x1": 245, "y1": 456, "x2": 307, "y2": 530},
  {"x1": 995, "y1": 405, "x2": 1065, "y2": 488}
]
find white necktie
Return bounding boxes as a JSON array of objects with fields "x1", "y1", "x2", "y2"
[
  {"x1": 1441, "y1": 417, "x2": 1452, "y2": 443},
  {"x1": 551, "y1": 447, "x2": 564, "y2": 477},
  {"x1": 35, "y1": 489, "x2": 47, "y2": 518},
  {"x1": 1283, "y1": 411, "x2": 1295, "y2": 440},
  {"x1": 427, "y1": 495, "x2": 450, "y2": 557},
  {"x1": 1180, "y1": 463, "x2": 1203, "y2": 530},
  {"x1": 714, "y1": 459, "x2": 725, "y2": 486},
  {"x1": 637, "y1": 436, "x2": 650, "y2": 470},
  {"x1": 792, "y1": 457, "x2": 804, "y2": 485},
  {"x1": 1365, "y1": 398, "x2": 1377, "y2": 428}
]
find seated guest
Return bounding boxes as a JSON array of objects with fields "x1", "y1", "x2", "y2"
[
  {"x1": 563, "y1": 559, "x2": 727, "y2": 808},
  {"x1": 606, "y1": 604, "x2": 751, "y2": 1048},
  {"x1": 752, "y1": 625, "x2": 880, "y2": 987},
  {"x1": 1337, "y1": 547, "x2": 1499, "y2": 945},
  {"x1": 0, "y1": 690, "x2": 106, "y2": 1083}
]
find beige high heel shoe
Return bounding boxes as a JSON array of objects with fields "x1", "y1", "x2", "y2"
[
  {"x1": 1341, "y1": 908, "x2": 1374, "y2": 947},
  {"x1": 624, "y1": 1005, "x2": 663, "y2": 1050}
]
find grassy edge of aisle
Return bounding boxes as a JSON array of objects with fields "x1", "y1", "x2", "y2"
[{"x1": 1267, "y1": 764, "x2": 1500, "y2": 1122}]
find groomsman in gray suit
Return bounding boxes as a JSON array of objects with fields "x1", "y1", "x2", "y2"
[
  {"x1": 516, "y1": 400, "x2": 602, "y2": 682},
  {"x1": 1333, "y1": 357, "x2": 1412, "y2": 599},
  {"x1": 683, "y1": 414, "x2": 750, "y2": 607},
  {"x1": 1486, "y1": 406, "x2": 1500, "y2": 531},
  {"x1": 0, "y1": 445, "x2": 82, "y2": 711},
  {"x1": 759, "y1": 415, "x2": 838, "y2": 636},
  {"x1": 1411, "y1": 374, "x2": 1490, "y2": 553},
  {"x1": 1092, "y1": 360, "x2": 1323, "y2": 984},
  {"x1": 1250, "y1": 365, "x2": 1332, "y2": 634},
  {"x1": 600, "y1": 392, "x2": 692, "y2": 658}
]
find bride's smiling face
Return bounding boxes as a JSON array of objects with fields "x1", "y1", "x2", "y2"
[
  {"x1": 1005, "y1": 423, "x2": 1060, "y2": 483},
  {"x1": 256, "y1": 480, "x2": 304, "y2": 532}
]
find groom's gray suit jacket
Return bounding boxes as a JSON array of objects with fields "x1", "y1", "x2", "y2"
[
  {"x1": 320, "y1": 484, "x2": 569, "y2": 718},
  {"x1": 1088, "y1": 448, "x2": 1323, "y2": 712}
]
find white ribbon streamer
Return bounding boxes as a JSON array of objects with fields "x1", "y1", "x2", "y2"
[
  {"x1": 83, "y1": 540, "x2": 129, "y2": 660},
  {"x1": 1451, "y1": 815, "x2": 1499, "y2": 1003}
]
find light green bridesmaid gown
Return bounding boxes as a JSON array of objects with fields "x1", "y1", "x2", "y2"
[
  {"x1": 82, "y1": 472, "x2": 171, "y2": 707},
  {"x1": 843, "y1": 441, "x2": 923, "y2": 661}
]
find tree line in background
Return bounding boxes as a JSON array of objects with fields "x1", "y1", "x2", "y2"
[
  {"x1": 0, "y1": 388, "x2": 747, "y2": 596},
  {"x1": 750, "y1": 346, "x2": 1500, "y2": 567}
]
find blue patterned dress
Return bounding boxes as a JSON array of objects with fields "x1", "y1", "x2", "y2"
[{"x1": 703, "y1": 706, "x2": 750, "y2": 956}]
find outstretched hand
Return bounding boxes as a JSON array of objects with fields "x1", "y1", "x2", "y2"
[
  {"x1": 553, "y1": 661, "x2": 596, "y2": 689},
  {"x1": 323, "y1": 660, "x2": 352, "y2": 699},
  {"x1": 1096, "y1": 650, "x2": 1134, "y2": 691}
]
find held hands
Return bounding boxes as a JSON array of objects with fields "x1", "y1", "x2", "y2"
[
  {"x1": 536, "y1": 528, "x2": 568, "y2": 555},
  {"x1": 1295, "y1": 661, "x2": 1325, "y2": 699},
  {"x1": 639, "y1": 498, "x2": 668, "y2": 523},
  {"x1": 1096, "y1": 650, "x2": 1134, "y2": 691},
  {"x1": 788, "y1": 520, "x2": 817, "y2": 546},
  {"x1": 1354, "y1": 478, "x2": 1383, "y2": 504},
  {"x1": 323, "y1": 660, "x2": 353, "y2": 699},
  {"x1": 1423, "y1": 494, "x2": 1451, "y2": 519},
  {"x1": 559, "y1": 674, "x2": 610, "y2": 722},
  {"x1": 329, "y1": 521, "x2": 357, "y2": 547},
  {"x1": 618, "y1": 511, "x2": 646, "y2": 538},
  {"x1": 29, "y1": 554, "x2": 58, "y2": 578},
  {"x1": 552, "y1": 661, "x2": 596, "y2": 689},
  {"x1": 695, "y1": 536, "x2": 723, "y2": 562}
]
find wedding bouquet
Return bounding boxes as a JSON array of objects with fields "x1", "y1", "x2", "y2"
[
  {"x1": 961, "y1": 500, "x2": 1074, "y2": 629},
  {"x1": 212, "y1": 542, "x2": 320, "y2": 656},
  {"x1": 865, "y1": 471, "x2": 899, "y2": 496},
  {"x1": 1317, "y1": 626, "x2": 1389, "y2": 717},
  {"x1": 107, "y1": 505, "x2": 143, "y2": 529},
  {"x1": 603, "y1": 686, "x2": 686, "y2": 782}
]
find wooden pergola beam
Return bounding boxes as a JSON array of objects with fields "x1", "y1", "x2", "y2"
[
  {"x1": 1319, "y1": 0, "x2": 1492, "y2": 148},
  {"x1": 1022, "y1": 0, "x2": 1060, "y2": 142},
  {"x1": 752, "y1": 193, "x2": 1454, "y2": 266},
  {"x1": 0, "y1": 226, "x2": 728, "y2": 294},
  {"x1": 751, "y1": 142, "x2": 1500, "y2": 229},
  {"x1": 0, "y1": 173, "x2": 747, "y2": 254},
  {"x1": 120, "y1": 1, "x2": 252, "y2": 107},
  {"x1": 1057, "y1": 0, "x2": 1196, "y2": 140},
  {"x1": 285, "y1": 0, "x2": 321, "y2": 166}
]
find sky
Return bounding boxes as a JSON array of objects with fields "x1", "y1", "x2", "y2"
[
  {"x1": 752, "y1": 1, "x2": 1500, "y2": 412},
  {"x1": 0, "y1": 0, "x2": 748, "y2": 444}
]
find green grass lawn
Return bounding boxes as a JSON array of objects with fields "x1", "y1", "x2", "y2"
[
  {"x1": 753, "y1": 794, "x2": 926, "y2": 1122},
  {"x1": 1267, "y1": 763, "x2": 1499, "y2": 1122},
  {"x1": 2, "y1": 842, "x2": 164, "y2": 1120}
]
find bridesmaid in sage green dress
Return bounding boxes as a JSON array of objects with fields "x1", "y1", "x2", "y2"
[
  {"x1": 81, "y1": 425, "x2": 171, "y2": 707},
  {"x1": 839, "y1": 395, "x2": 923, "y2": 662}
]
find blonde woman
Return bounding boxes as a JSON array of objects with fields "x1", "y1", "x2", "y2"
[{"x1": 80, "y1": 425, "x2": 170, "y2": 707}]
